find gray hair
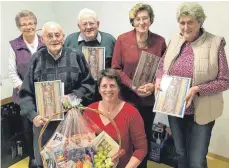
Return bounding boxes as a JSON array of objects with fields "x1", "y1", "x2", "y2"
[
  {"x1": 176, "y1": 2, "x2": 206, "y2": 27},
  {"x1": 15, "y1": 10, "x2": 37, "y2": 28},
  {"x1": 77, "y1": 8, "x2": 98, "y2": 23},
  {"x1": 41, "y1": 21, "x2": 63, "y2": 35}
]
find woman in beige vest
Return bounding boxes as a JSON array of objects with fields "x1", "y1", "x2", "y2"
[{"x1": 155, "y1": 2, "x2": 229, "y2": 168}]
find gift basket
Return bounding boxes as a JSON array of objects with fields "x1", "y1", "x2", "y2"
[{"x1": 39, "y1": 96, "x2": 121, "y2": 168}]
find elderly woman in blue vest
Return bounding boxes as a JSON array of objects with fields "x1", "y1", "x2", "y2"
[
  {"x1": 9, "y1": 10, "x2": 44, "y2": 168},
  {"x1": 155, "y1": 2, "x2": 229, "y2": 168}
]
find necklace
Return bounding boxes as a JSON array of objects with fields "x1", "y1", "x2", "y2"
[
  {"x1": 136, "y1": 35, "x2": 148, "y2": 49},
  {"x1": 107, "y1": 104, "x2": 119, "y2": 115},
  {"x1": 137, "y1": 40, "x2": 148, "y2": 49},
  {"x1": 100, "y1": 101, "x2": 122, "y2": 116}
]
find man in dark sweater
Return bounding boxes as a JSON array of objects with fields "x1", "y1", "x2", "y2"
[
  {"x1": 19, "y1": 21, "x2": 95, "y2": 168},
  {"x1": 64, "y1": 8, "x2": 116, "y2": 69}
]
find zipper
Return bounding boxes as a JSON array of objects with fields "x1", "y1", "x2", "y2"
[{"x1": 55, "y1": 60, "x2": 58, "y2": 80}]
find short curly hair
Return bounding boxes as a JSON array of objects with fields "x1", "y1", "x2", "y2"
[
  {"x1": 15, "y1": 10, "x2": 37, "y2": 28},
  {"x1": 129, "y1": 3, "x2": 154, "y2": 27},
  {"x1": 176, "y1": 2, "x2": 206, "y2": 27}
]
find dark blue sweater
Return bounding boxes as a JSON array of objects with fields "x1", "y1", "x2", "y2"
[{"x1": 19, "y1": 46, "x2": 95, "y2": 121}]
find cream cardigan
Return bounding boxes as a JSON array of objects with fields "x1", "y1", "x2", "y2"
[{"x1": 163, "y1": 29, "x2": 224, "y2": 124}]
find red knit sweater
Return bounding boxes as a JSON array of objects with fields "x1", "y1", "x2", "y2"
[
  {"x1": 83, "y1": 102, "x2": 147, "y2": 168},
  {"x1": 112, "y1": 29, "x2": 166, "y2": 106}
]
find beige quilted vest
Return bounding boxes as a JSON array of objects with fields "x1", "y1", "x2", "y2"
[{"x1": 163, "y1": 29, "x2": 224, "y2": 124}]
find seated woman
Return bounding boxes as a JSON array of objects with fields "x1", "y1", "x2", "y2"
[{"x1": 83, "y1": 68, "x2": 147, "y2": 168}]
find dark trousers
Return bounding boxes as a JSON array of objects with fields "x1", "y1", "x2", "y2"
[
  {"x1": 33, "y1": 121, "x2": 59, "y2": 166},
  {"x1": 22, "y1": 116, "x2": 35, "y2": 159},
  {"x1": 14, "y1": 104, "x2": 34, "y2": 159},
  {"x1": 136, "y1": 106, "x2": 155, "y2": 168},
  {"x1": 168, "y1": 115, "x2": 215, "y2": 168}
]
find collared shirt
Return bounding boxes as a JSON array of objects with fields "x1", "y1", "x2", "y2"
[
  {"x1": 156, "y1": 41, "x2": 229, "y2": 115},
  {"x1": 24, "y1": 34, "x2": 39, "y2": 54},
  {"x1": 47, "y1": 49, "x2": 62, "y2": 60},
  {"x1": 78, "y1": 32, "x2": 101, "y2": 43},
  {"x1": 9, "y1": 34, "x2": 39, "y2": 88}
]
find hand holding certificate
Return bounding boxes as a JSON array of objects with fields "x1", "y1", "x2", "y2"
[
  {"x1": 35, "y1": 80, "x2": 64, "y2": 121},
  {"x1": 132, "y1": 51, "x2": 160, "y2": 88},
  {"x1": 153, "y1": 75, "x2": 191, "y2": 118}
]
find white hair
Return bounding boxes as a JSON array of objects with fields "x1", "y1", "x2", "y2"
[
  {"x1": 77, "y1": 8, "x2": 98, "y2": 23},
  {"x1": 41, "y1": 21, "x2": 63, "y2": 35}
]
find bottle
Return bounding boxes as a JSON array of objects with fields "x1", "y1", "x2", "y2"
[
  {"x1": 16, "y1": 141, "x2": 23, "y2": 156},
  {"x1": 10, "y1": 105, "x2": 16, "y2": 115},
  {"x1": 11, "y1": 142, "x2": 17, "y2": 160},
  {"x1": 156, "y1": 134, "x2": 161, "y2": 145}
]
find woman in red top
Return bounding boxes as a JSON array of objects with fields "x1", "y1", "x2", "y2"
[
  {"x1": 83, "y1": 69, "x2": 147, "y2": 168},
  {"x1": 111, "y1": 3, "x2": 166, "y2": 167}
]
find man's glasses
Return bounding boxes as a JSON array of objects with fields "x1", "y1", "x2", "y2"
[
  {"x1": 45, "y1": 33, "x2": 63, "y2": 40},
  {"x1": 80, "y1": 21, "x2": 97, "y2": 28}
]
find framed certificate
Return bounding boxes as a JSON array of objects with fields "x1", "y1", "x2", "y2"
[
  {"x1": 35, "y1": 80, "x2": 64, "y2": 121},
  {"x1": 82, "y1": 46, "x2": 105, "y2": 80},
  {"x1": 132, "y1": 51, "x2": 160, "y2": 88},
  {"x1": 153, "y1": 75, "x2": 191, "y2": 118}
]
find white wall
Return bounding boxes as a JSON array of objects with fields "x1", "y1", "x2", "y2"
[
  {"x1": 53, "y1": 1, "x2": 181, "y2": 43},
  {"x1": 1, "y1": 1, "x2": 229, "y2": 158},
  {"x1": 0, "y1": 1, "x2": 56, "y2": 98}
]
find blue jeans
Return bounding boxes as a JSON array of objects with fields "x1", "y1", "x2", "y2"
[{"x1": 168, "y1": 115, "x2": 215, "y2": 168}]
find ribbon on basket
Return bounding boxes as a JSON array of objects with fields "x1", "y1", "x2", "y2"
[{"x1": 39, "y1": 95, "x2": 122, "y2": 168}]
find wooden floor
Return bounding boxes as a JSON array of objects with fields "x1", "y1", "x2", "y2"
[{"x1": 8, "y1": 156, "x2": 229, "y2": 168}]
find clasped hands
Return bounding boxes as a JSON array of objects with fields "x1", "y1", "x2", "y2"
[{"x1": 131, "y1": 83, "x2": 155, "y2": 97}]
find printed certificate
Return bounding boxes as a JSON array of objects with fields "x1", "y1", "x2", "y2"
[{"x1": 153, "y1": 75, "x2": 191, "y2": 118}]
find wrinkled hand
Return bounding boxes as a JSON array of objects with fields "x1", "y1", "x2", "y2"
[
  {"x1": 131, "y1": 85, "x2": 151, "y2": 97},
  {"x1": 17, "y1": 84, "x2": 22, "y2": 94},
  {"x1": 17, "y1": 84, "x2": 22, "y2": 90},
  {"x1": 185, "y1": 86, "x2": 200, "y2": 109},
  {"x1": 154, "y1": 78, "x2": 161, "y2": 97},
  {"x1": 33, "y1": 115, "x2": 48, "y2": 127},
  {"x1": 139, "y1": 83, "x2": 155, "y2": 93}
]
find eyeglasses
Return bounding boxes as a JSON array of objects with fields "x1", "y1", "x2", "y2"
[
  {"x1": 45, "y1": 33, "x2": 63, "y2": 40},
  {"x1": 134, "y1": 16, "x2": 150, "y2": 24},
  {"x1": 20, "y1": 22, "x2": 35, "y2": 28},
  {"x1": 80, "y1": 21, "x2": 97, "y2": 28}
]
